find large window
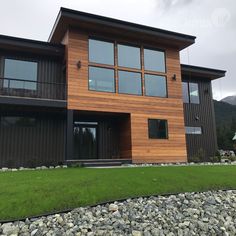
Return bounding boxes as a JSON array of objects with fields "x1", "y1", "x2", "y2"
[
  {"x1": 89, "y1": 66, "x2": 115, "y2": 92},
  {"x1": 145, "y1": 74, "x2": 167, "y2": 97},
  {"x1": 144, "y1": 48, "x2": 166, "y2": 72},
  {"x1": 117, "y1": 44, "x2": 141, "y2": 69},
  {"x1": 185, "y1": 126, "x2": 202, "y2": 134},
  {"x1": 118, "y1": 71, "x2": 142, "y2": 95},
  {"x1": 88, "y1": 38, "x2": 167, "y2": 97},
  {"x1": 89, "y1": 39, "x2": 114, "y2": 65},
  {"x1": 182, "y1": 82, "x2": 200, "y2": 104},
  {"x1": 4, "y1": 59, "x2": 38, "y2": 90},
  {"x1": 148, "y1": 119, "x2": 168, "y2": 139}
]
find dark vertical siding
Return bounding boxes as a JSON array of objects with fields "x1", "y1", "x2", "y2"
[
  {"x1": 98, "y1": 120, "x2": 120, "y2": 159},
  {"x1": 0, "y1": 51, "x2": 65, "y2": 100},
  {"x1": 183, "y1": 75, "x2": 217, "y2": 160},
  {"x1": 0, "y1": 110, "x2": 66, "y2": 168}
]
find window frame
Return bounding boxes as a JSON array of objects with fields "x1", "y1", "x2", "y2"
[
  {"x1": 182, "y1": 81, "x2": 200, "y2": 104},
  {"x1": 118, "y1": 69, "x2": 143, "y2": 96},
  {"x1": 144, "y1": 73, "x2": 168, "y2": 98},
  {"x1": 88, "y1": 66, "x2": 116, "y2": 93},
  {"x1": 185, "y1": 126, "x2": 202, "y2": 135},
  {"x1": 3, "y1": 57, "x2": 39, "y2": 91},
  {"x1": 148, "y1": 118, "x2": 169, "y2": 139},
  {"x1": 88, "y1": 36, "x2": 168, "y2": 97},
  {"x1": 117, "y1": 43, "x2": 142, "y2": 70},
  {"x1": 143, "y1": 46, "x2": 167, "y2": 73},
  {"x1": 88, "y1": 38, "x2": 115, "y2": 66}
]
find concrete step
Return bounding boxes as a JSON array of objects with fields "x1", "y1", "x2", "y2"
[{"x1": 83, "y1": 161, "x2": 122, "y2": 167}]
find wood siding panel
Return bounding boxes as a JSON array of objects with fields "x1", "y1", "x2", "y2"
[{"x1": 66, "y1": 29, "x2": 187, "y2": 163}]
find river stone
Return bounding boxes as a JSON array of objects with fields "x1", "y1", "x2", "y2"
[{"x1": 109, "y1": 203, "x2": 119, "y2": 212}]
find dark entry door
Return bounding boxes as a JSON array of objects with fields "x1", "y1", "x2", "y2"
[{"x1": 74, "y1": 122, "x2": 98, "y2": 159}]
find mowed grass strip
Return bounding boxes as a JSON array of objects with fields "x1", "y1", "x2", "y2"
[{"x1": 0, "y1": 165, "x2": 236, "y2": 221}]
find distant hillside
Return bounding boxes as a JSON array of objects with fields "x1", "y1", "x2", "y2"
[
  {"x1": 214, "y1": 100, "x2": 236, "y2": 150},
  {"x1": 221, "y1": 95, "x2": 236, "y2": 105}
]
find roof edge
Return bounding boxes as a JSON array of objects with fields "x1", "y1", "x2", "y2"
[
  {"x1": 48, "y1": 7, "x2": 196, "y2": 45},
  {"x1": 181, "y1": 64, "x2": 226, "y2": 80}
]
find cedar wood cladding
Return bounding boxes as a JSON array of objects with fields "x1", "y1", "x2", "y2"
[{"x1": 65, "y1": 28, "x2": 187, "y2": 163}]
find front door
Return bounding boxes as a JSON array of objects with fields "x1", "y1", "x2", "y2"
[{"x1": 74, "y1": 122, "x2": 98, "y2": 159}]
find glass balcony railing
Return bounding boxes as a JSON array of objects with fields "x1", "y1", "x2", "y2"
[{"x1": 0, "y1": 77, "x2": 66, "y2": 100}]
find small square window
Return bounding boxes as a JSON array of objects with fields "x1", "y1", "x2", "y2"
[{"x1": 148, "y1": 119, "x2": 168, "y2": 139}]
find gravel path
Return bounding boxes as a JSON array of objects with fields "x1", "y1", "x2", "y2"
[{"x1": 1, "y1": 190, "x2": 236, "y2": 236}]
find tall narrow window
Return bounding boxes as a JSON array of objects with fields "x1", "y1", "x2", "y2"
[
  {"x1": 189, "y1": 83, "x2": 200, "y2": 104},
  {"x1": 89, "y1": 39, "x2": 114, "y2": 65},
  {"x1": 118, "y1": 71, "x2": 142, "y2": 95},
  {"x1": 145, "y1": 74, "x2": 167, "y2": 97},
  {"x1": 144, "y1": 48, "x2": 166, "y2": 72},
  {"x1": 118, "y1": 44, "x2": 141, "y2": 69},
  {"x1": 182, "y1": 82, "x2": 189, "y2": 103},
  {"x1": 4, "y1": 59, "x2": 38, "y2": 90},
  {"x1": 148, "y1": 119, "x2": 168, "y2": 139}
]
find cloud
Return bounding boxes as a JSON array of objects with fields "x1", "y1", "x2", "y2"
[
  {"x1": 0, "y1": 0, "x2": 235, "y2": 99},
  {"x1": 156, "y1": 0, "x2": 195, "y2": 10}
]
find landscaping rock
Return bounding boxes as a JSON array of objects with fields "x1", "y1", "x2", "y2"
[
  {"x1": 0, "y1": 190, "x2": 236, "y2": 235},
  {"x1": 108, "y1": 203, "x2": 118, "y2": 212}
]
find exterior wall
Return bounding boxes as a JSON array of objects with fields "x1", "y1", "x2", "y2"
[
  {"x1": 0, "y1": 51, "x2": 65, "y2": 100},
  {"x1": 65, "y1": 29, "x2": 187, "y2": 163},
  {"x1": 0, "y1": 108, "x2": 66, "y2": 168},
  {"x1": 182, "y1": 75, "x2": 217, "y2": 160}
]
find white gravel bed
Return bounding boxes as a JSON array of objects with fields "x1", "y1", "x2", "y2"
[{"x1": 0, "y1": 190, "x2": 236, "y2": 236}]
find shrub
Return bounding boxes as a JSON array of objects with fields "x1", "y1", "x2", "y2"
[{"x1": 188, "y1": 148, "x2": 206, "y2": 163}]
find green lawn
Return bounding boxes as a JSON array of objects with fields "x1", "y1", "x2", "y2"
[{"x1": 1, "y1": 165, "x2": 236, "y2": 221}]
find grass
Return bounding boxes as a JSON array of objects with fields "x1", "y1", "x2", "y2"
[{"x1": 1, "y1": 165, "x2": 236, "y2": 221}]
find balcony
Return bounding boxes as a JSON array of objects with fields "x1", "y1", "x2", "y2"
[{"x1": 0, "y1": 77, "x2": 66, "y2": 101}]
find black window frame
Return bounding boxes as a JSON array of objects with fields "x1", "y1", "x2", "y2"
[
  {"x1": 3, "y1": 57, "x2": 39, "y2": 91},
  {"x1": 117, "y1": 43, "x2": 141, "y2": 70},
  {"x1": 118, "y1": 69, "x2": 143, "y2": 96},
  {"x1": 88, "y1": 66, "x2": 116, "y2": 93},
  {"x1": 148, "y1": 118, "x2": 169, "y2": 139},
  {"x1": 144, "y1": 73, "x2": 168, "y2": 98},
  {"x1": 88, "y1": 38, "x2": 115, "y2": 66},
  {"x1": 185, "y1": 126, "x2": 202, "y2": 135},
  {"x1": 182, "y1": 81, "x2": 200, "y2": 104},
  {"x1": 143, "y1": 47, "x2": 167, "y2": 73}
]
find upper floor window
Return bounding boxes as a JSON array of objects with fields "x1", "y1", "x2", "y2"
[
  {"x1": 88, "y1": 38, "x2": 167, "y2": 97},
  {"x1": 89, "y1": 39, "x2": 114, "y2": 65},
  {"x1": 189, "y1": 83, "x2": 199, "y2": 104},
  {"x1": 145, "y1": 74, "x2": 167, "y2": 97},
  {"x1": 4, "y1": 59, "x2": 38, "y2": 90},
  {"x1": 144, "y1": 48, "x2": 166, "y2": 73},
  {"x1": 89, "y1": 66, "x2": 115, "y2": 92},
  {"x1": 182, "y1": 82, "x2": 200, "y2": 104},
  {"x1": 117, "y1": 44, "x2": 141, "y2": 69},
  {"x1": 118, "y1": 71, "x2": 142, "y2": 95},
  {"x1": 148, "y1": 119, "x2": 168, "y2": 139},
  {"x1": 185, "y1": 126, "x2": 202, "y2": 134}
]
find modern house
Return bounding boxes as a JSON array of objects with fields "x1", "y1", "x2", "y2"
[{"x1": 0, "y1": 8, "x2": 226, "y2": 167}]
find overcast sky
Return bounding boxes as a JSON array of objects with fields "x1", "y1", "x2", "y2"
[{"x1": 0, "y1": 0, "x2": 235, "y2": 100}]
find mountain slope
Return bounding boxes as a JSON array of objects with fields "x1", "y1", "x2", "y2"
[
  {"x1": 221, "y1": 95, "x2": 236, "y2": 105},
  {"x1": 214, "y1": 100, "x2": 236, "y2": 150}
]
